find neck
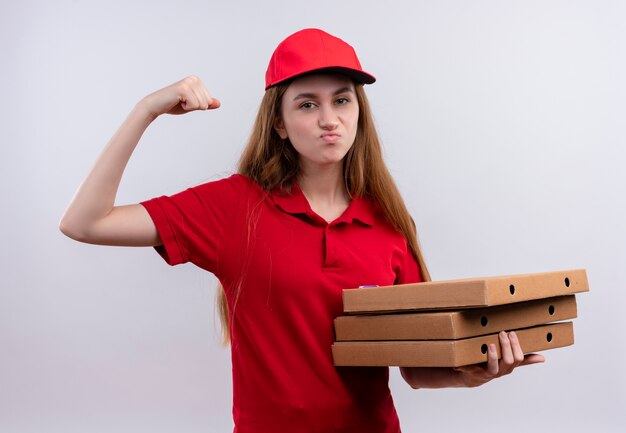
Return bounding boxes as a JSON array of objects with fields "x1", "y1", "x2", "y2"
[{"x1": 297, "y1": 162, "x2": 350, "y2": 221}]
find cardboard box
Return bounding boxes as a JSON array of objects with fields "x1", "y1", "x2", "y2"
[
  {"x1": 342, "y1": 269, "x2": 588, "y2": 314},
  {"x1": 332, "y1": 322, "x2": 574, "y2": 367},
  {"x1": 334, "y1": 295, "x2": 577, "y2": 341}
]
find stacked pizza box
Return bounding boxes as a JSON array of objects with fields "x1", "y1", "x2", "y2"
[{"x1": 332, "y1": 269, "x2": 588, "y2": 367}]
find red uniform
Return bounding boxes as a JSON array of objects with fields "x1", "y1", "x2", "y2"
[{"x1": 141, "y1": 174, "x2": 422, "y2": 433}]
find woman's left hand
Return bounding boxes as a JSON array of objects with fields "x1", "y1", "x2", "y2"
[{"x1": 452, "y1": 331, "x2": 545, "y2": 387}]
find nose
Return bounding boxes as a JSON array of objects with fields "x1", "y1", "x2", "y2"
[{"x1": 318, "y1": 104, "x2": 338, "y2": 130}]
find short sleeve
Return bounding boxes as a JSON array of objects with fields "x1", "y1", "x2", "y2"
[
  {"x1": 394, "y1": 240, "x2": 424, "y2": 285},
  {"x1": 140, "y1": 174, "x2": 250, "y2": 275}
]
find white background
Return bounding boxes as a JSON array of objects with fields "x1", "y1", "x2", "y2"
[{"x1": 2, "y1": 1, "x2": 625, "y2": 432}]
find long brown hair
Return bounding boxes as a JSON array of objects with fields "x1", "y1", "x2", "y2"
[{"x1": 216, "y1": 78, "x2": 431, "y2": 343}]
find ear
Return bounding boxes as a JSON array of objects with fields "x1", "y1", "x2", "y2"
[{"x1": 274, "y1": 117, "x2": 288, "y2": 139}]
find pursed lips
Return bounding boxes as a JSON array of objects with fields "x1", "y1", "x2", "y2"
[{"x1": 320, "y1": 132, "x2": 341, "y2": 143}]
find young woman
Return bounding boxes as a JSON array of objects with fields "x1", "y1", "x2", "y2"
[{"x1": 60, "y1": 28, "x2": 544, "y2": 433}]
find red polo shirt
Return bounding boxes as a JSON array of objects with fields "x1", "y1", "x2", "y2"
[{"x1": 141, "y1": 174, "x2": 422, "y2": 433}]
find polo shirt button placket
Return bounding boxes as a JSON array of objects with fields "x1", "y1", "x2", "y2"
[{"x1": 324, "y1": 224, "x2": 338, "y2": 268}]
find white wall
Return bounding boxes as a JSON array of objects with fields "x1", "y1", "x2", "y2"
[{"x1": 2, "y1": 1, "x2": 624, "y2": 432}]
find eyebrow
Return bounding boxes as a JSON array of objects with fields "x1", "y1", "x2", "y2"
[{"x1": 292, "y1": 87, "x2": 354, "y2": 102}]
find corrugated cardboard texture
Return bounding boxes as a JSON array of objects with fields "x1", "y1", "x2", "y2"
[
  {"x1": 334, "y1": 295, "x2": 577, "y2": 340},
  {"x1": 331, "y1": 322, "x2": 574, "y2": 367},
  {"x1": 342, "y1": 269, "x2": 588, "y2": 313}
]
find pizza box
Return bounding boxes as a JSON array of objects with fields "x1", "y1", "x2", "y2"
[
  {"x1": 335, "y1": 295, "x2": 577, "y2": 341},
  {"x1": 342, "y1": 269, "x2": 588, "y2": 314},
  {"x1": 332, "y1": 322, "x2": 574, "y2": 367}
]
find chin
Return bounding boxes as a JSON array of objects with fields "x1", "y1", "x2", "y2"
[{"x1": 324, "y1": 147, "x2": 351, "y2": 161}]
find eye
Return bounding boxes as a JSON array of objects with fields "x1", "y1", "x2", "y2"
[
  {"x1": 299, "y1": 101, "x2": 317, "y2": 110},
  {"x1": 335, "y1": 97, "x2": 350, "y2": 105}
]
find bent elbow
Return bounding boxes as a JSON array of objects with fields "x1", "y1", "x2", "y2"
[
  {"x1": 58, "y1": 216, "x2": 88, "y2": 242},
  {"x1": 400, "y1": 367, "x2": 421, "y2": 390},
  {"x1": 58, "y1": 218, "x2": 77, "y2": 240}
]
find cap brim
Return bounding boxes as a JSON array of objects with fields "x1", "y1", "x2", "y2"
[{"x1": 266, "y1": 66, "x2": 376, "y2": 90}]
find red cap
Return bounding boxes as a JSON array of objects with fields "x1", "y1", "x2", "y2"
[{"x1": 265, "y1": 28, "x2": 376, "y2": 90}]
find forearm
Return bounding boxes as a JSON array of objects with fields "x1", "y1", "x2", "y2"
[
  {"x1": 400, "y1": 333, "x2": 545, "y2": 389},
  {"x1": 60, "y1": 76, "x2": 219, "y2": 245},
  {"x1": 60, "y1": 101, "x2": 155, "y2": 239},
  {"x1": 400, "y1": 367, "x2": 464, "y2": 389}
]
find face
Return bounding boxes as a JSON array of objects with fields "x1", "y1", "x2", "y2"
[{"x1": 274, "y1": 74, "x2": 359, "y2": 172}]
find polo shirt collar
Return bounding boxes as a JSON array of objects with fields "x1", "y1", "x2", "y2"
[{"x1": 270, "y1": 181, "x2": 375, "y2": 227}]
